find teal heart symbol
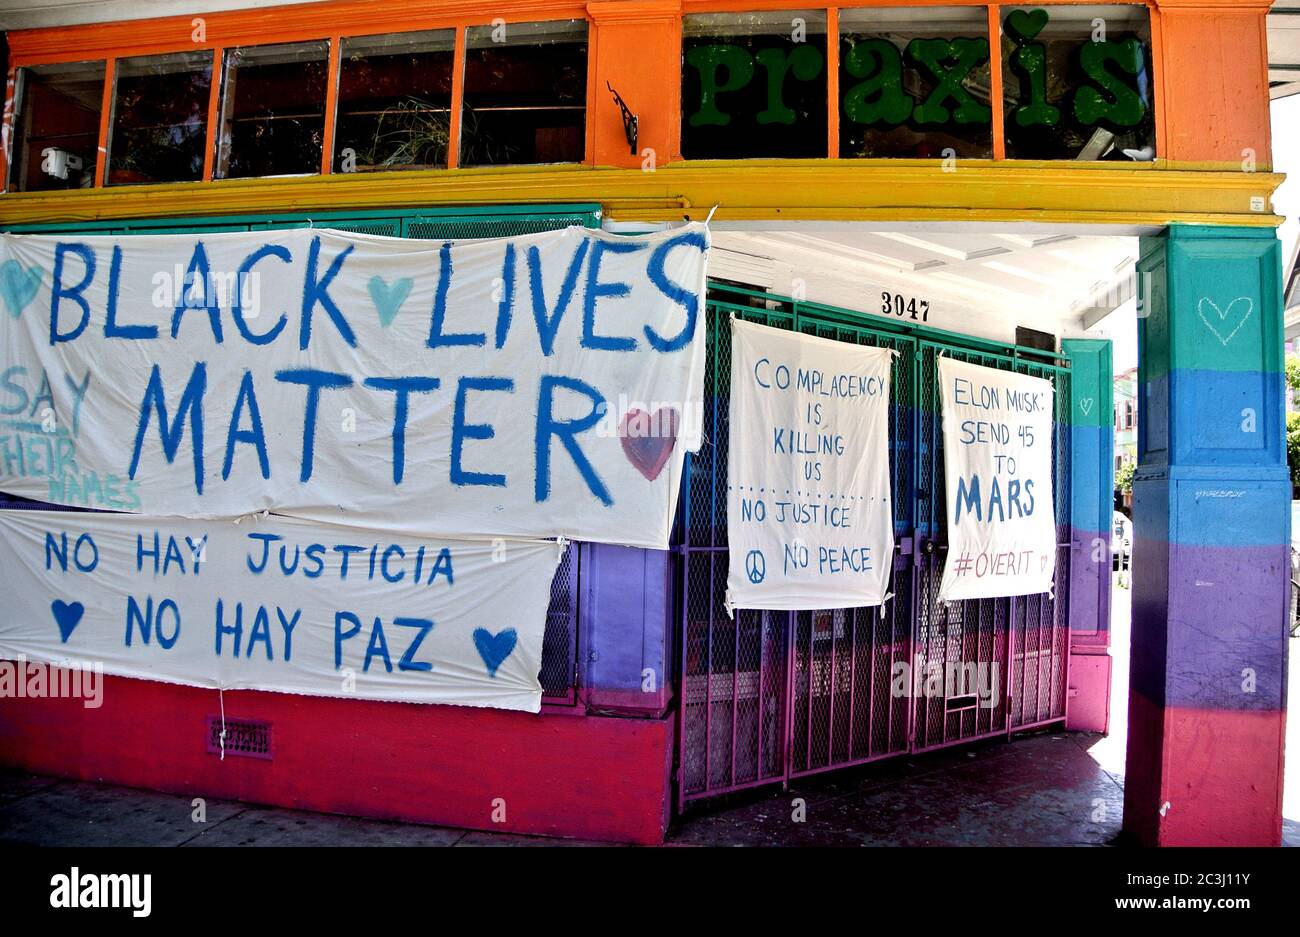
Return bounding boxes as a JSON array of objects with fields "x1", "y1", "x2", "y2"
[
  {"x1": 51, "y1": 600, "x2": 85, "y2": 643},
  {"x1": 0, "y1": 259, "x2": 43, "y2": 319},
  {"x1": 473, "y1": 627, "x2": 518, "y2": 678},
  {"x1": 1005, "y1": 8, "x2": 1049, "y2": 42},
  {"x1": 368, "y1": 275, "x2": 412, "y2": 328}
]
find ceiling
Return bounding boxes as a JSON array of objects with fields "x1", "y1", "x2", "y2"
[
  {"x1": 1271, "y1": 3, "x2": 1300, "y2": 99},
  {"x1": 705, "y1": 227, "x2": 1138, "y2": 346}
]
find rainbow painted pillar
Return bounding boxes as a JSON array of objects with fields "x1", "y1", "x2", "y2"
[{"x1": 1125, "y1": 225, "x2": 1289, "y2": 846}]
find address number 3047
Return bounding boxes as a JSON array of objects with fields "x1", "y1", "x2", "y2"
[{"x1": 881, "y1": 292, "x2": 930, "y2": 322}]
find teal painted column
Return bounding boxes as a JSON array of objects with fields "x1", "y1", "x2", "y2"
[
  {"x1": 1125, "y1": 225, "x2": 1289, "y2": 846},
  {"x1": 1061, "y1": 338, "x2": 1114, "y2": 732}
]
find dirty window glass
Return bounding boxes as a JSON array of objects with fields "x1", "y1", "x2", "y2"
[
  {"x1": 839, "y1": 6, "x2": 992, "y2": 159},
  {"x1": 460, "y1": 19, "x2": 588, "y2": 167},
  {"x1": 334, "y1": 30, "x2": 455, "y2": 173},
  {"x1": 216, "y1": 40, "x2": 330, "y2": 179},
  {"x1": 1001, "y1": 5, "x2": 1155, "y2": 160},
  {"x1": 9, "y1": 60, "x2": 105, "y2": 191},
  {"x1": 682, "y1": 10, "x2": 828, "y2": 159},
  {"x1": 108, "y1": 51, "x2": 212, "y2": 185}
]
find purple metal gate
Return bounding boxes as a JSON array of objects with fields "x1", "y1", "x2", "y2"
[{"x1": 676, "y1": 288, "x2": 1071, "y2": 808}]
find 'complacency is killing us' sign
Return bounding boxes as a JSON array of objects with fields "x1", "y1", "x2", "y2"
[
  {"x1": 937, "y1": 357, "x2": 1056, "y2": 601},
  {"x1": 726, "y1": 319, "x2": 895, "y2": 610},
  {"x1": 0, "y1": 509, "x2": 565, "y2": 712},
  {"x1": 0, "y1": 224, "x2": 708, "y2": 549}
]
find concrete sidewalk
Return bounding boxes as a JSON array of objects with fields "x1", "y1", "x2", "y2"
[{"x1": 0, "y1": 730, "x2": 1121, "y2": 847}]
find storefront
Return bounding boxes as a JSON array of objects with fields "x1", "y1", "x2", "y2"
[{"x1": 0, "y1": 0, "x2": 1287, "y2": 846}]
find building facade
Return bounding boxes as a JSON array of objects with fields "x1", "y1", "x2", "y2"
[{"x1": 0, "y1": 0, "x2": 1288, "y2": 846}]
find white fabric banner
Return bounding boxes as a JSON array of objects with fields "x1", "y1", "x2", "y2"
[
  {"x1": 0, "y1": 224, "x2": 708, "y2": 548},
  {"x1": 937, "y1": 357, "x2": 1056, "y2": 601},
  {"x1": 726, "y1": 319, "x2": 894, "y2": 610},
  {"x1": 0, "y1": 509, "x2": 564, "y2": 712}
]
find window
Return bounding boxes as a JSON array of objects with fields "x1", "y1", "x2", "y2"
[
  {"x1": 682, "y1": 10, "x2": 828, "y2": 159},
  {"x1": 1000, "y1": 4, "x2": 1155, "y2": 160},
  {"x1": 839, "y1": 6, "x2": 992, "y2": 159},
  {"x1": 334, "y1": 30, "x2": 456, "y2": 173},
  {"x1": 461, "y1": 19, "x2": 588, "y2": 166},
  {"x1": 107, "y1": 52, "x2": 212, "y2": 185},
  {"x1": 216, "y1": 41, "x2": 330, "y2": 179},
  {"x1": 8, "y1": 60, "x2": 105, "y2": 191}
]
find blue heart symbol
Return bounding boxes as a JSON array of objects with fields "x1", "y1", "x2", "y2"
[
  {"x1": 51, "y1": 600, "x2": 85, "y2": 643},
  {"x1": 0, "y1": 260, "x2": 43, "y2": 319},
  {"x1": 473, "y1": 627, "x2": 518, "y2": 678},
  {"x1": 368, "y1": 275, "x2": 412, "y2": 328}
]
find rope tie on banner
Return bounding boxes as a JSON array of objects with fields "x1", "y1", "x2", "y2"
[
  {"x1": 879, "y1": 592, "x2": 894, "y2": 619},
  {"x1": 704, "y1": 204, "x2": 720, "y2": 225},
  {"x1": 723, "y1": 590, "x2": 735, "y2": 620},
  {"x1": 217, "y1": 687, "x2": 227, "y2": 762}
]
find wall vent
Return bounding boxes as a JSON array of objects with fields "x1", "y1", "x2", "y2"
[{"x1": 205, "y1": 716, "x2": 272, "y2": 760}]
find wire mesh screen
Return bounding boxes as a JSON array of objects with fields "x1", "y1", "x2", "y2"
[
  {"x1": 679, "y1": 285, "x2": 1072, "y2": 806},
  {"x1": 911, "y1": 342, "x2": 1071, "y2": 749}
]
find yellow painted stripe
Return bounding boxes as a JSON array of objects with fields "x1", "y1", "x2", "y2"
[{"x1": 0, "y1": 160, "x2": 1284, "y2": 229}]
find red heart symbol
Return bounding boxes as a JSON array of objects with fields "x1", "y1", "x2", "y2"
[{"x1": 620, "y1": 407, "x2": 679, "y2": 481}]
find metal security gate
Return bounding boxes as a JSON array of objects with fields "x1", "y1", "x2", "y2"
[{"x1": 677, "y1": 284, "x2": 1071, "y2": 807}]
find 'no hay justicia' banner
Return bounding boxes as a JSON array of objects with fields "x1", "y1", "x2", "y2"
[
  {"x1": 0, "y1": 224, "x2": 708, "y2": 549},
  {"x1": 726, "y1": 319, "x2": 895, "y2": 610},
  {"x1": 937, "y1": 357, "x2": 1056, "y2": 602},
  {"x1": 0, "y1": 509, "x2": 564, "y2": 712}
]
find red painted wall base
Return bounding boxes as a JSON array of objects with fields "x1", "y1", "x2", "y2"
[
  {"x1": 1123, "y1": 689, "x2": 1284, "y2": 846},
  {"x1": 0, "y1": 673, "x2": 675, "y2": 845},
  {"x1": 1065, "y1": 649, "x2": 1111, "y2": 734}
]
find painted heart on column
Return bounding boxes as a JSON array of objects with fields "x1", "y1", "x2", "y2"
[
  {"x1": 50, "y1": 600, "x2": 85, "y2": 643},
  {"x1": 1196, "y1": 296, "x2": 1253, "y2": 347},
  {"x1": 473, "y1": 627, "x2": 518, "y2": 678},
  {"x1": 368, "y1": 275, "x2": 413, "y2": 327},
  {"x1": 619, "y1": 407, "x2": 679, "y2": 481},
  {"x1": 0, "y1": 260, "x2": 43, "y2": 319}
]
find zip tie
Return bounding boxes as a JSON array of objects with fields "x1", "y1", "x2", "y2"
[{"x1": 217, "y1": 687, "x2": 227, "y2": 762}]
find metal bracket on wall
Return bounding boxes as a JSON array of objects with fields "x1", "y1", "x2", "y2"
[{"x1": 606, "y1": 81, "x2": 638, "y2": 156}]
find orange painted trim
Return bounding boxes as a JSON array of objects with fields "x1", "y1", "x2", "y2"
[
  {"x1": 320, "y1": 37, "x2": 341, "y2": 175},
  {"x1": 5, "y1": 0, "x2": 1151, "y2": 66},
  {"x1": 826, "y1": 7, "x2": 838, "y2": 159},
  {"x1": 0, "y1": 69, "x2": 16, "y2": 193},
  {"x1": 583, "y1": 12, "x2": 598, "y2": 167},
  {"x1": 202, "y1": 47, "x2": 222, "y2": 183},
  {"x1": 1254, "y1": 2, "x2": 1272, "y2": 167},
  {"x1": 93, "y1": 57, "x2": 115, "y2": 188},
  {"x1": 988, "y1": 4, "x2": 1006, "y2": 161},
  {"x1": 682, "y1": 0, "x2": 1121, "y2": 12},
  {"x1": 447, "y1": 26, "x2": 465, "y2": 170},
  {"x1": 1149, "y1": 2, "x2": 1168, "y2": 160},
  {"x1": 5, "y1": 1, "x2": 591, "y2": 67}
]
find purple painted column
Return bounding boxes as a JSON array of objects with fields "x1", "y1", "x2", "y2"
[
  {"x1": 579, "y1": 543, "x2": 672, "y2": 714},
  {"x1": 1062, "y1": 338, "x2": 1114, "y2": 733}
]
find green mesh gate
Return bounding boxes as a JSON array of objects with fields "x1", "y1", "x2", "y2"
[{"x1": 677, "y1": 283, "x2": 1072, "y2": 807}]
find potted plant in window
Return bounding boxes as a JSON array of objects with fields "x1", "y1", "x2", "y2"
[{"x1": 356, "y1": 96, "x2": 452, "y2": 170}]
